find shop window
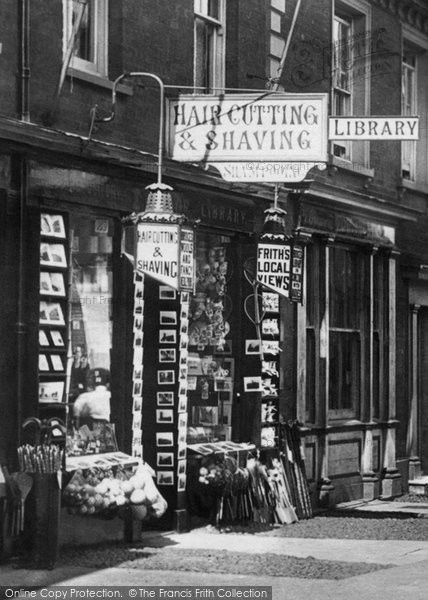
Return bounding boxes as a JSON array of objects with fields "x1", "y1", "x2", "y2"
[
  {"x1": 63, "y1": 0, "x2": 108, "y2": 77},
  {"x1": 186, "y1": 232, "x2": 234, "y2": 443},
  {"x1": 329, "y1": 246, "x2": 365, "y2": 418},
  {"x1": 402, "y1": 52, "x2": 416, "y2": 180},
  {"x1": 68, "y1": 215, "x2": 113, "y2": 403},
  {"x1": 194, "y1": 0, "x2": 225, "y2": 92}
]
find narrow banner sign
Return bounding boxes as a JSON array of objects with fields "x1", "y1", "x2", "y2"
[
  {"x1": 257, "y1": 243, "x2": 291, "y2": 297},
  {"x1": 180, "y1": 227, "x2": 195, "y2": 292}
]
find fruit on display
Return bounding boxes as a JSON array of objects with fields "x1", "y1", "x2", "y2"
[{"x1": 63, "y1": 463, "x2": 167, "y2": 519}]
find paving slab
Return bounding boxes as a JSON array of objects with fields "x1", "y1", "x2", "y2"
[
  {"x1": 141, "y1": 529, "x2": 428, "y2": 566},
  {"x1": 335, "y1": 499, "x2": 428, "y2": 516}
]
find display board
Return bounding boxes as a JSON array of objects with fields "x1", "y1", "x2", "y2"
[{"x1": 38, "y1": 212, "x2": 69, "y2": 405}]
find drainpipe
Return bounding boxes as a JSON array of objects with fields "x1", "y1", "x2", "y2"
[
  {"x1": 19, "y1": 0, "x2": 30, "y2": 122},
  {"x1": 16, "y1": 0, "x2": 31, "y2": 446}
]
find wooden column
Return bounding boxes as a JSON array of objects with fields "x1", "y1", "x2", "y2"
[
  {"x1": 318, "y1": 237, "x2": 335, "y2": 506},
  {"x1": 362, "y1": 248, "x2": 381, "y2": 500},
  {"x1": 407, "y1": 304, "x2": 422, "y2": 480},
  {"x1": 382, "y1": 250, "x2": 402, "y2": 497}
]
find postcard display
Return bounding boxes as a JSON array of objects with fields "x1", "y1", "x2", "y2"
[
  {"x1": 39, "y1": 213, "x2": 69, "y2": 406},
  {"x1": 260, "y1": 292, "x2": 281, "y2": 447}
]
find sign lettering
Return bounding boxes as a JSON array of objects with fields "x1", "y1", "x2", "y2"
[
  {"x1": 329, "y1": 116, "x2": 419, "y2": 140},
  {"x1": 167, "y1": 94, "x2": 328, "y2": 163},
  {"x1": 257, "y1": 243, "x2": 291, "y2": 297},
  {"x1": 136, "y1": 223, "x2": 181, "y2": 290}
]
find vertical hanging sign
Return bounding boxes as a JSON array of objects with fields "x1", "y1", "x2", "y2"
[
  {"x1": 256, "y1": 243, "x2": 291, "y2": 297},
  {"x1": 136, "y1": 223, "x2": 180, "y2": 290},
  {"x1": 290, "y1": 244, "x2": 304, "y2": 303},
  {"x1": 179, "y1": 227, "x2": 195, "y2": 293}
]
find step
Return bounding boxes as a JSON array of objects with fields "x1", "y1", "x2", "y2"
[{"x1": 408, "y1": 476, "x2": 428, "y2": 496}]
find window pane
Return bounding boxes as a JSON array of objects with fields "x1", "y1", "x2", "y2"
[
  {"x1": 306, "y1": 328, "x2": 316, "y2": 423},
  {"x1": 329, "y1": 331, "x2": 360, "y2": 412},
  {"x1": 69, "y1": 215, "x2": 113, "y2": 402},
  {"x1": 194, "y1": 17, "x2": 215, "y2": 90},
  {"x1": 73, "y1": 0, "x2": 94, "y2": 62},
  {"x1": 329, "y1": 247, "x2": 361, "y2": 329}
]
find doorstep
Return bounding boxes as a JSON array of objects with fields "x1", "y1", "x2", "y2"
[{"x1": 408, "y1": 476, "x2": 428, "y2": 496}]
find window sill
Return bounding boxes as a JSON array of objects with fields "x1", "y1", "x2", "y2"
[
  {"x1": 399, "y1": 178, "x2": 428, "y2": 195},
  {"x1": 331, "y1": 155, "x2": 374, "y2": 179},
  {"x1": 66, "y1": 68, "x2": 133, "y2": 96}
]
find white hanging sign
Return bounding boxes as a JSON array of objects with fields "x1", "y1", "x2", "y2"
[
  {"x1": 167, "y1": 93, "x2": 329, "y2": 163},
  {"x1": 210, "y1": 161, "x2": 326, "y2": 182},
  {"x1": 329, "y1": 116, "x2": 419, "y2": 140},
  {"x1": 257, "y1": 243, "x2": 291, "y2": 297},
  {"x1": 136, "y1": 223, "x2": 180, "y2": 290}
]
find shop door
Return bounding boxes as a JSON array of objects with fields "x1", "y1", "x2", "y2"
[{"x1": 420, "y1": 308, "x2": 428, "y2": 473}]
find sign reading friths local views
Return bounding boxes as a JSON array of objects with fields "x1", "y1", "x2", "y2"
[
  {"x1": 167, "y1": 94, "x2": 328, "y2": 163},
  {"x1": 136, "y1": 223, "x2": 180, "y2": 290},
  {"x1": 257, "y1": 243, "x2": 291, "y2": 297},
  {"x1": 329, "y1": 116, "x2": 419, "y2": 140}
]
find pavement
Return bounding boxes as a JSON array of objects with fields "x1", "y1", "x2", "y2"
[{"x1": 2, "y1": 499, "x2": 428, "y2": 600}]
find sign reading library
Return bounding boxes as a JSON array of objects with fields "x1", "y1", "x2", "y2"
[
  {"x1": 167, "y1": 93, "x2": 328, "y2": 163},
  {"x1": 257, "y1": 243, "x2": 291, "y2": 297}
]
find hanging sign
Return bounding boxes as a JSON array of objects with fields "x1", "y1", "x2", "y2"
[
  {"x1": 167, "y1": 93, "x2": 328, "y2": 163},
  {"x1": 210, "y1": 162, "x2": 326, "y2": 183},
  {"x1": 329, "y1": 116, "x2": 419, "y2": 140},
  {"x1": 257, "y1": 243, "x2": 291, "y2": 297},
  {"x1": 136, "y1": 223, "x2": 180, "y2": 290},
  {"x1": 179, "y1": 227, "x2": 195, "y2": 292},
  {"x1": 290, "y1": 244, "x2": 304, "y2": 303}
]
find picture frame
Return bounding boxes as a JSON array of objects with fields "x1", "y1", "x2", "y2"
[
  {"x1": 262, "y1": 292, "x2": 279, "y2": 313},
  {"x1": 41, "y1": 243, "x2": 67, "y2": 268},
  {"x1": 133, "y1": 397, "x2": 142, "y2": 412},
  {"x1": 178, "y1": 413, "x2": 188, "y2": 429},
  {"x1": 40, "y1": 272, "x2": 52, "y2": 295},
  {"x1": 177, "y1": 474, "x2": 187, "y2": 492},
  {"x1": 133, "y1": 380, "x2": 143, "y2": 396},
  {"x1": 245, "y1": 339, "x2": 262, "y2": 355},
  {"x1": 177, "y1": 460, "x2": 187, "y2": 475},
  {"x1": 214, "y1": 377, "x2": 233, "y2": 392},
  {"x1": 157, "y1": 391, "x2": 174, "y2": 406},
  {"x1": 157, "y1": 452, "x2": 174, "y2": 467},
  {"x1": 133, "y1": 367, "x2": 143, "y2": 380},
  {"x1": 134, "y1": 317, "x2": 143, "y2": 332},
  {"x1": 38, "y1": 381, "x2": 64, "y2": 403},
  {"x1": 159, "y1": 286, "x2": 176, "y2": 300},
  {"x1": 160, "y1": 311, "x2": 177, "y2": 325},
  {"x1": 157, "y1": 471, "x2": 174, "y2": 486},
  {"x1": 133, "y1": 346, "x2": 143, "y2": 365},
  {"x1": 39, "y1": 330, "x2": 50, "y2": 347},
  {"x1": 159, "y1": 349, "x2": 176, "y2": 363},
  {"x1": 198, "y1": 406, "x2": 218, "y2": 426},
  {"x1": 49, "y1": 273, "x2": 66, "y2": 297},
  {"x1": 178, "y1": 397, "x2": 188, "y2": 413},
  {"x1": 39, "y1": 302, "x2": 65, "y2": 326},
  {"x1": 156, "y1": 432, "x2": 174, "y2": 447},
  {"x1": 41, "y1": 213, "x2": 66, "y2": 239},
  {"x1": 157, "y1": 370, "x2": 175, "y2": 385},
  {"x1": 38, "y1": 354, "x2": 49, "y2": 371},
  {"x1": 50, "y1": 354, "x2": 64, "y2": 372},
  {"x1": 156, "y1": 409, "x2": 174, "y2": 424},
  {"x1": 177, "y1": 444, "x2": 187, "y2": 460},
  {"x1": 50, "y1": 330, "x2": 64, "y2": 347},
  {"x1": 262, "y1": 340, "x2": 280, "y2": 355},
  {"x1": 159, "y1": 330, "x2": 177, "y2": 344},
  {"x1": 244, "y1": 376, "x2": 264, "y2": 392}
]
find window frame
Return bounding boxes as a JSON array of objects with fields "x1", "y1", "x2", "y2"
[
  {"x1": 402, "y1": 51, "x2": 417, "y2": 181},
  {"x1": 332, "y1": 14, "x2": 353, "y2": 162},
  {"x1": 63, "y1": 0, "x2": 108, "y2": 79},
  {"x1": 193, "y1": 0, "x2": 226, "y2": 93}
]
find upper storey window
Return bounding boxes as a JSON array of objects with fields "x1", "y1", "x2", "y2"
[
  {"x1": 63, "y1": 0, "x2": 108, "y2": 78},
  {"x1": 194, "y1": 0, "x2": 225, "y2": 93}
]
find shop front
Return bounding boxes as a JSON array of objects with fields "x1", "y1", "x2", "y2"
[{"x1": 0, "y1": 124, "x2": 313, "y2": 563}]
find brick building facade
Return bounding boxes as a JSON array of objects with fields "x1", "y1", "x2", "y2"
[{"x1": 0, "y1": 0, "x2": 428, "y2": 546}]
